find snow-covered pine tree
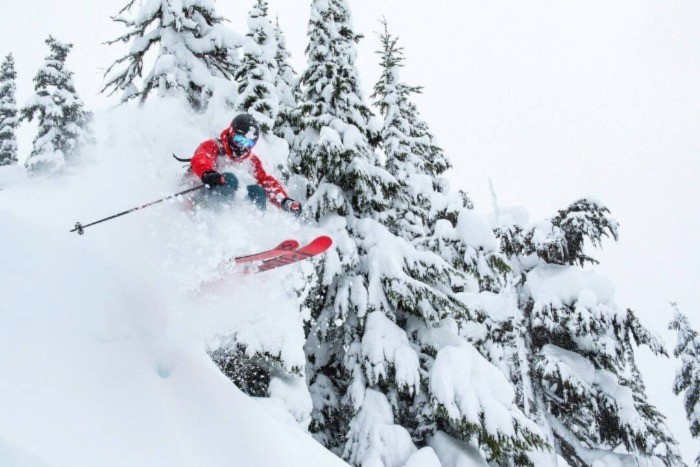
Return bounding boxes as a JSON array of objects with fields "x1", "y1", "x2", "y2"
[
  {"x1": 272, "y1": 16, "x2": 300, "y2": 147},
  {"x1": 296, "y1": 6, "x2": 545, "y2": 465},
  {"x1": 293, "y1": 7, "x2": 401, "y2": 457},
  {"x1": 0, "y1": 53, "x2": 19, "y2": 166},
  {"x1": 233, "y1": 0, "x2": 279, "y2": 134},
  {"x1": 494, "y1": 199, "x2": 684, "y2": 465},
  {"x1": 371, "y1": 18, "x2": 449, "y2": 241},
  {"x1": 21, "y1": 37, "x2": 93, "y2": 174},
  {"x1": 371, "y1": 20, "x2": 510, "y2": 296},
  {"x1": 103, "y1": 0, "x2": 241, "y2": 111},
  {"x1": 669, "y1": 304, "x2": 700, "y2": 465},
  {"x1": 371, "y1": 23, "x2": 546, "y2": 466}
]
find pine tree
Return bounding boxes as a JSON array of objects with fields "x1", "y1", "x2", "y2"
[
  {"x1": 0, "y1": 53, "x2": 19, "y2": 166},
  {"x1": 294, "y1": 6, "x2": 400, "y2": 457},
  {"x1": 371, "y1": 18, "x2": 449, "y2": 241},
  {"x1": 233, "y1": 0, "x2": 279, "y2": 134},
  {"x1": 296, "y1": 7, "x2": 545, "y2": 465},
  {"x1": 22, "y1": 37, "x2": 93, "y2": 174},
  {"x1": 272, "y1": 16, "x2": 299, "y2": 147},
  {"x1": 103, "y1": 0, "x2": 241, "y2": 111},
  {"x1": 669, "y1": 304, "x2": 700, "y2": 465},
  {"x1": 494, "y1": 199, "x2": 684, "y2": 465},
  {"x1": 371, "y1": 20, "x2": 513, "y2": 297}
]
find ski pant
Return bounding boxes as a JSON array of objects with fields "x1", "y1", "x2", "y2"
[{"x1": 189, "y1": 172, "x2": 267, "y2": 211}]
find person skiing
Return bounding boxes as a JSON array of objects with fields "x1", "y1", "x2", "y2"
[{"x1": 188, "y1": 113, "x2": 302, "y2": 216}]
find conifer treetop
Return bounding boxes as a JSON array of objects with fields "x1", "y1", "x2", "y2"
[
  {"x1": 372, "y1": 18, "x2": 449, "y2": 178},
  {"x1": 0, "y1": 53, "x2": 17, "y2": 83},
  {"x1": 272, "y1": 15, "x2": 299, "y2": 144},
  {"x1": 669, "y1": 303, "x2": 700, "y2": 454},
  {"x1": 22, "y1": 36, "x2": 93, "y2": 173},
  {"x1": 0, "y1": 53, "x2": 19, "y2": 166},
  {"x1": 273, "y1": 16, "x2": 297, "y2": 103},
  {"x1": 298, "y1": 0, "x2": 373, "y2": 137},
  {"x1": 294, "y1": 0, "x2": 397, "y2": 220},
  {"x1": 371, "y1": 19, "x2": 454, "y2": 241},
  {"x1": 234, "y1": 0, "x2": 279, "y2": 133},
  {"x1": 103, "y1": 0, "x2": 241, "y2": 110}
]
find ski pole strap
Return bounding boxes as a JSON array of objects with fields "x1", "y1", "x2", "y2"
[{"x1": 70, "y1": 184, "x2": 206, "y2": 235}]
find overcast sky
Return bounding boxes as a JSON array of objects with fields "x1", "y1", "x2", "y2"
[{"x1": 2, "y1": 0, "x2": 699, "y2": 461}]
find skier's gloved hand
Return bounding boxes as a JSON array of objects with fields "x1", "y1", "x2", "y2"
[
  {"x1": 281, "y1": 198, "x2": 302, "y2": 217},
  {"x1": 201, "y1": 170, "x2": 226, "y2": 188}
]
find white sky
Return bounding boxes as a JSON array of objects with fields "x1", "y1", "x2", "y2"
[{"x1": 2, "y1": 0, "x2": 699, "y2": 462}]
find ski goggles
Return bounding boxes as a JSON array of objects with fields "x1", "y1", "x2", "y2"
[{"x1": 231, "y1": 133, "x2": 256, "y2": 150}]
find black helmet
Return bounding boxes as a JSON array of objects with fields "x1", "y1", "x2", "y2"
[{"x1": 229, "y1": 113, "x2": 260, "y2": 158}]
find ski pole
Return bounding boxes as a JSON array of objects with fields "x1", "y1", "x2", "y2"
[{"x1": 70, "y1": 184, "x2": 206, "y2": 235}]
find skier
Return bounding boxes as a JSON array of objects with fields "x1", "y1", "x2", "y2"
[{"x1": 187, "y1": 113, "x2": 302, "y2": 216}]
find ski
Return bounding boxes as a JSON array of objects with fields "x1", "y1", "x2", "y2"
[
  {"x1": 251, "y1": 236, "x2": 332, "y2": 273},
  {"x1": 227, "y1": 239, "x2": 300, "y2": 265}
]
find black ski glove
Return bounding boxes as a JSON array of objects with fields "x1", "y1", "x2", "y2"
[
  {"x1": 281, "y1": 198, "x2": 302, "y2": 217},
  {"x1": 201, "y1": 170, "x2": 225, "y2": 188}
]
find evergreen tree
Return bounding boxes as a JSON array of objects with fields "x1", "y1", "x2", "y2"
[
  {"x1": 494, "y1": 199, "x2": 684, "y2": 465},
  {"x1": 233, "y1": 0, "x2": 279, "y2": 134},
  {"x1": 371, "y1": 18, "x2": 449, "y2": 241},
  {"x1": 669, "y1": 304, "x2": 700, "y2": 465},
  {"x1": 0, "y1": 53, "x2": 19, "y2": 166},
  {"x1": 294, "y1": 10, "x2": 399, "y2": 455},
  {"x1": 103, "y1": 0, "x2": 241, "y2": 111},
  {"x1": 22, "y1": 37, "x2": 93, "y2": 174},
  {"x1": 272, "y1": 16, "x2": 300, "y2": 147},
  {"x1": 296, "y1": 6, "x2": 545, "y2": 464},
  {"x1": 371, "y1": 20, "x2": 511, "y2": 295}
]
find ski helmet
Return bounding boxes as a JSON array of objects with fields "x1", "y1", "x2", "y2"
[{"x1": 229, "y1": 113, "x2": 260, "y2": 158}]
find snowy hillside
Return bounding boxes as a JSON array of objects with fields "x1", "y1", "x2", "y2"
[
  {"x1": 1, "y1": 0, "x2": 698, "y2": 464},
  {"x1": 0, "y1": 100, "x2": 345, "y2": 467}
]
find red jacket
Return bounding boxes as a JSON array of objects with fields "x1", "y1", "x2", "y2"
[{"x1": 191, "y1": 127, "x2": 288, "y2": 206}]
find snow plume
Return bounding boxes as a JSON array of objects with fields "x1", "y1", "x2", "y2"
[
  {"x1": 0, "y1": 94, "x2": 347, "y2": 465},
  {"x1": 103, "y1": 0, "x2": 242, "y2": 111},
  {"x1": 492, "y1": 201, "x2": 684, "y2": 466},
  {"x1": 21, "y1": 36, "x2": 93, "y2": 175}
]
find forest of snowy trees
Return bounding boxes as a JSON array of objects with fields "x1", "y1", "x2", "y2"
[{"x1": 1, "y1": 0, "x2": 697, "y2": 466}]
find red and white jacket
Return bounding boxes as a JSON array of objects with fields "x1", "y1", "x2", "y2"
[{"x1": 190, "y1": 127, "x2": 288, "y2": 207}]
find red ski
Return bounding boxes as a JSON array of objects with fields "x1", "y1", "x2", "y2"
[
  {"x1": 228, "y1": 239, "x2": 299, "y2": 265},
  {"x1": 251, "y1": 236, "x2": 332, "y2": 274}
]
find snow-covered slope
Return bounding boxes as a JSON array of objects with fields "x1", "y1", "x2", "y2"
[{"x1": 0, "y1": 100, "x2": 345, "y2": 467}]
